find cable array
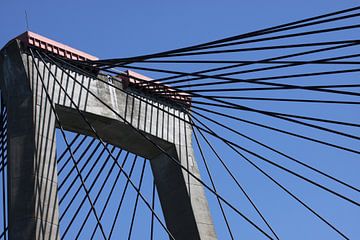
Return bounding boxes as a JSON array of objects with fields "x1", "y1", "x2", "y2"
[{"x1": 0, "y1": 5, "x2": 359, "y2": 239}]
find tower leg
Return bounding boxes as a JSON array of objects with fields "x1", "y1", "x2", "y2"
[
  {"x1": 3, "y1": 41, "x2": 60, "y2": 240},
  {"x1": 150, "y1": 144, "x2": 217, "y2": 239}
]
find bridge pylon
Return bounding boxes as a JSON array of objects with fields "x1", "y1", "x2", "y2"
[{"x1": 0, "y1": 32, "x2": 217, "y2": 240}]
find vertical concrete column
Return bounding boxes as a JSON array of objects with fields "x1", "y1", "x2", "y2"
[
  {"x1": 150, "y1": 113, "x2": 217, "y2": 240},
  {"x1": 1, "y1": 41, "x2": 60, "y2": 240}
]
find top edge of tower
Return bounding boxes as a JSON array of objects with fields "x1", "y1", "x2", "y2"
[
  {"x1": 14, "y1": 31, "x2": 99, "y2": 61},
  {"x1": 2, "y1": 31, "x2": 191, "y2": 107}
]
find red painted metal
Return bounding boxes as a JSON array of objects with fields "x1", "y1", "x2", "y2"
[
  {"x1": 15, "y1": 31, "x2": 190, "y2": 105},
  {"x1": 16, "y1": 31, "x2": 98, "y2": 61},
  {"x1": 118, "y1": 70, "x2": 191, "y2": 106}
]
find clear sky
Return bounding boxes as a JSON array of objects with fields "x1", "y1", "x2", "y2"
[
  {"x1": 1, "y1": 1, "x2": 360, "y2": 240},
  {"x1": 0, "y1": 1, "x2": 359, "y2": 60}
]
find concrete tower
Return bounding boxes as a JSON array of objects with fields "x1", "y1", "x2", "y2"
[{"x1": 0, "y1": 32, "x2": 217, "y2": 239}]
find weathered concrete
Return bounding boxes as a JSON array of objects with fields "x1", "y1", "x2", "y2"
[
  {"x1": 0, "y1": 39, "x2": 217, "y2": 239},
  {"x1": 0, "y1": 40, "x2": 60, "y2": 239}
]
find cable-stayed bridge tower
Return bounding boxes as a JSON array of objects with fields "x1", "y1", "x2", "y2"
[
  {"x1": 0, "y1": 6, "x2": 359, "y2": 239},
  {"x1": 0, "y1": 32, "x2": 217, "y2": 240}
]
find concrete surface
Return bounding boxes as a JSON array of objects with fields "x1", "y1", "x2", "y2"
[{"x1": 0, "y1": 39, "x2": 217, "y2": 240}]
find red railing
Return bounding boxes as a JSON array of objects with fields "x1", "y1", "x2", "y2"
[
  {"x1": 118, "y1": 70, "x2": 191, "y2": 106},
  {"x1": 16, "y1": 31, "x2": 191, "y2": 106},
  {"x1": 17, "y1": 31, "x2": 98, "y2": 61}
]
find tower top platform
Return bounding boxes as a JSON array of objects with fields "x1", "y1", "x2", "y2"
[
  {"x1": 8, "y1": 31, "x2": 191, "y2": 106},
  {"x1": 16, "y1": 31, "x2": 98, "y2": 61}
]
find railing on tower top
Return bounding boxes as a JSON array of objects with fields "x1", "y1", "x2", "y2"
[{"x1": 15, "y1": 31, "x2": 191, "y2": 106}]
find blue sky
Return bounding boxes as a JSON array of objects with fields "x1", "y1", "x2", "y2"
[
  {"x1": 1, "y1": 1, "x2": 359, "y2": 59},
  {"x1": 1, "y1": 1, "x2": 360, "y2": 239}
]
